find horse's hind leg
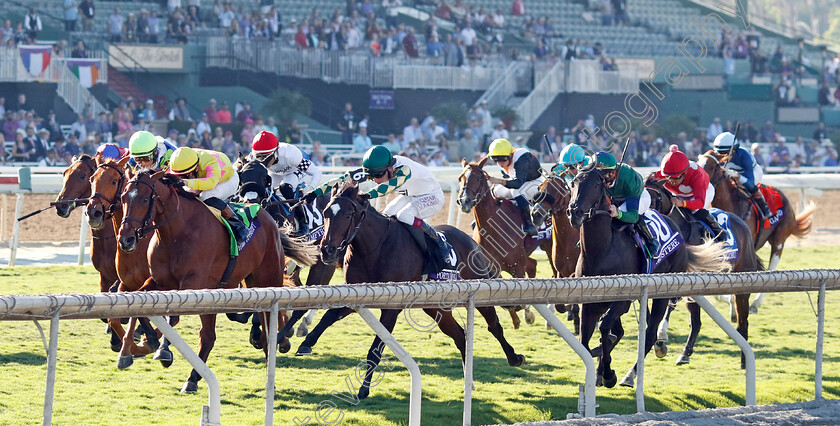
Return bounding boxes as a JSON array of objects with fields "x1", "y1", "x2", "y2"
[
  {"x1": 677, "y1": 300, "x2": 702, "y2": 365},
  {"x1": 153, "y1": 316, "x2": 178, "y2": 368},
  {"x1": 296, "y1": 307, "x2": 354, "y2": 356},
  {"x1": 580, "y1": 303, "x2": 607, "y2": 357},
  {"x1": 752, "y1": 242, "x2": 784, "y2": 312},
  {"x1": 117, "y1": 317, "x2": 138, "y2": 369},
  {"x1": 599, "y1": 301, "x2": 630, "y2": 388},
  {"x1": 297, "y1": 309, "x2": 317, "y2": 337},
  {"x1": 182, "y1": 314, "x2": 217, "y2": 393},
  {"x1": 734, "y1": 294, "x2": 750, "y2": 369},
  {"x1": 358, "y1": 309, "x2": 401, "y2": 400},
  {"x1": 477, "y1": 306, "x2": 525, "y2": 366}
]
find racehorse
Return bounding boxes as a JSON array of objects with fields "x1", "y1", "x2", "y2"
[
  {"x1": 308, "y1": 183, "x2": 524, "y2": 399},
  {"x1": 458, "y1": 157, "x2": 553, "y2": 328},
  {"x1": 645, "y1": 177, "x2": 763, "y2": 368},
  {"x1": 116, "y1": 170, "x2": 319, "y2": 393},
  {"x1": 698, "y1": 152, "x2": 814, "y2": 311},
  {"x1": 529, "y1": 173, "x2": 581, "y2": 333},
  {"x1": 55, "y1": 154, "x2": 125, "y2": 352},
  {"x1": 234, "y1": 157, "x2": 337, "y2": 339},
  {"x1": 567, "y1": 167, "x2": 731, "y2": 388}
]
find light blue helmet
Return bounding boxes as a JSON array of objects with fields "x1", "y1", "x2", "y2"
[{"x1": 558, "y1": 144, "x2": 591, "y2": 167}]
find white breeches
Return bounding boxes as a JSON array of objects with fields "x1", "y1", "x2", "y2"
[
  {"x1": 382, "y1": 190, "x2": 445, "y2": 225},
  {"x1": 199, "y1": 173, "x2": 240, "y2": 201},
  {"x1": 491, "y1": 177, "x2": 545, "y2": 202},
  {"x1": 618, "y1": 189, "x2": 651, "y2": 216}
]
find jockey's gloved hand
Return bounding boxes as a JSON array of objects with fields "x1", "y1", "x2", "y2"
[
  {"x1": 301, "y1": 191, "x2": 317, "y2": 205},
  {"x1": 172, "y1": 179, "x2": 186, "y2": 188},
  {"x1": 724, "y1": 168, "x2": 740, "y2": 179}
]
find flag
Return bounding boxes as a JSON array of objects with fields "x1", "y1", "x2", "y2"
[
  {"x1": 67, "y1": 59, "x2": 100, "y2": 88},
  {"x1": 19, "y1": 44, "x2": 52, "y2": 76}
]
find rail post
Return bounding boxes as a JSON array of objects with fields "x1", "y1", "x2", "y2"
[
  {"x1": 816, "y1": 280, "x2": 826, "y2": 400},
  {"x1": 636, "y1": 287, "x2": 648, "y2": 412},
  {"x1": 77, "y1": 212, "x2": 87, "y2": 266},
  {"x1": 463, "y1": 295, "x2": 474, "y2": 426},
  {"x1": 42, "y1": 309, "x2": 60, "y2": 426},
  {"x1": 9, "y1": 192, "x2": 24, "y2": 267},
  {"x1": 265, "y1": 303, "x2": 280, "y2": 425}
]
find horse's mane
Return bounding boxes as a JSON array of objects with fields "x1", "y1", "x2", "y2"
[
  {"x1": 78, "y1": 154, "x2": 93, "y2": 163},
  {"x1": 644, "y1": 173, "x2": 667, "y2": 191},
  {"x1": 132, "y1": 170, "x2": 200, "y2": 201}
]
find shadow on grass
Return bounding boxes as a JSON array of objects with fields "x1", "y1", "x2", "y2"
[{"x1": 0, "y1": 351, "x2": 46, "y2": 365}]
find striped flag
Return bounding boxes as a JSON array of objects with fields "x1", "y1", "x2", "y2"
[
  {"x1": 67, "y1": 59, "x2": 100, "y2": 88},
  {"x1": 19, "y1": 44, "x2": 52, "y2": 76}
]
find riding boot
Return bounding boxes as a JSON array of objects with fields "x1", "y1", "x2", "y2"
[
  {"x1": 204, "y1": 195, "x2": 249, "y2": 245},
  {"x1": 417, "y1": 219, "x2": 452, "y2": 262},
  {"x1": 635, "y1": 219, "x2": 660, "y2": 257},
  {"x1": 277, "y1": 183, "x2": 295, "y2": 200},
  {"x1": 291, "y1": 203, "x2": 310, "y2": 237},
  {"x1": 514, "y1": 195, "x2": 538, "y2": 236},
  {"x1": 753, "y1": 191, "x2": 772, "y2": 219},
  {"x1": 694, "y1": 209, "x2": 727, "y2": 243}
]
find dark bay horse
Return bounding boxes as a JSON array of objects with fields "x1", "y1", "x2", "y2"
[
  {"x1": 529, "y1": 174, "x2": 581, "y2": 333},
  {"x1": 308, "y1": 183, "x2": 524, "y2": 399},
  {"x1": 698, "y1": 152, "x2": 815, "y2": 311},
  {"x1": 234, "y1": 157, "x2": 337, "y2": 339},
  {"x1": 567, "y1": 168, "x2": 731, "y2": 388},
  {"x1": 117, "y1": 170, "x2": 319, "y2": 393},
  {"x1": 645, "y1": 177, "x2": 763, "y2": 368},
  {"x1": 458, "y1": 157, "x2": 553, "y2": 328},
  {"x1": 55, "y1": 154, "x2": 125, "y2": 352}
]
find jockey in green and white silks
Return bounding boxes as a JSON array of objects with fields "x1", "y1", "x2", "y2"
[
  {"x1": 552, "y1": 143, "x2": 591, "y2": 182},
  {"x1": 302, "y1": 145, "x2": 449, "y2": 259},
  {"x1": 591, "y1": 151, "x2": 660, "y2": 254}
]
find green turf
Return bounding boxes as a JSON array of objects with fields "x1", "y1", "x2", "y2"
[{"x1": 0, "y1": 247, "x2": 838, "y2": 425}]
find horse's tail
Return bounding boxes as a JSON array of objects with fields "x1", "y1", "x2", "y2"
[
  {"x1": 686, "y1": 239, "x2": 733, "y2": 273},
  {"x1": 792, "y1": 201, "x2": 816, "y2": 238},
  {"x1": 278, "y1": 231, "x2": 320, "y2": 267}
]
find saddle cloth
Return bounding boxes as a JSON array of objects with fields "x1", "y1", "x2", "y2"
[
  {"x1": 630, "y1": 210, "x2": 685, "y2": 274},
  {"x1": 753, "y1": 184, "x2": 785, "y2": 230},
  {"x1": 206, "y1": 202, "x2": 261, "y2": 256},
  {"x1": 697, "y1": 208, "x2": 738, "y2": 262}
]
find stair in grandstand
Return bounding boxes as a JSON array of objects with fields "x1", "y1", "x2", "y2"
[{"x1": 104, "y1": 65, "x2": 167, "y2": 116}]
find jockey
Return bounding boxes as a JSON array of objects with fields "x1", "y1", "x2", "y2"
[
  {"x1": 654, "y1": 145, "x2": 727, "y2": 242},
  {"x1": 552, "y1": 143, "x2": 591, "y2": 181},
  {"x1": 250, "y1": 130, "x2": 322, "y2": 236},
  {"x1": 486, "y1": 138, "x2": 543, "y2": 236},
  {"x1": 167, "y1": 147, "x2": 249, "y2": 244},
  {"x1": 302, "y1": 145, "x2": 450, "y2": 260},
  {"x1": 592, "y1": 151, "x2": 660, "y2": 255},
  {"x1": 127, "y1": 130, "x2": 177, "y2": 172},
  {"x1": 96, "y1": 143, "x2": 128, "y2": 160},
  {"x1": 713, "y1": 132, "x2": 772, "y2": 219}
]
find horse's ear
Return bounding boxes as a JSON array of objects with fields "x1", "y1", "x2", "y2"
[
  {"x1": 71, "y1": 155, "x2": 79, "y2": 163},
  {"x1": 94, "y1": 153, "x2": 103, "y2": 165},
  {"x1": 117, "y1": 156, "x2": 130, "y2": 168},
  {"x1": 478, "y1": 155, "x2": 489, "y2": 168},
  {"x1": 461, "y1": 158, "x2": 468, "y2": 167},
  {"x1": 150, "y1": 170, "x2": 167, "y2": 182},
  {"x1": 125, "y1": 166, "x2": 135, "y2": 180}
]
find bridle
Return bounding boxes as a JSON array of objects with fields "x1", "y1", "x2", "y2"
[
  {"x1": 570, "y1": 170, "x2": 613, "y2": 223},
  {"x1": 532, "y1": 175, "x2": 568, "y2": 220},
  {"x1": 90, "y1": 162, "x2": 126, "y2": 219},
  {"x1": 457, "y1": 166, "x2": 491, "y2": 207},
  {"x1": 326, "y1": 195, "x2": 368, "y2": 252},
  {"x1": 701, "y1": 153, "x2": 729, "y2": 187},
  {"x1": 120, "y1": 176, "x2": 178, "y2": 241}
]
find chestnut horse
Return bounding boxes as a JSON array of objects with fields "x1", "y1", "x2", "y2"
[
  {"x1": 698, "y1": 152, "x2": 814, "y2": 311},
  {"x1": 54, "y1": 154, "x2": 125, "y2": 352},
  {"x1": 529, "y1": 174, "x2": 581, "y2": 333},
  {"x1": 567, "y1": 167, "x2": 731, "y2": 388},
  {"x1": 457, "y1": 157, "x2": 553, "y2": 328},
  {"x1": 645, "y1": 177, "x2": 763, "y2": 369},
  {"x1": 310, "y1": 183, "x2": 524, "y2": 399},
  {"x1": 116, "y1": 170, "x2": 319, "y2": 393}
]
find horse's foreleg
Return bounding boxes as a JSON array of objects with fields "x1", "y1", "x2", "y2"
[
  {"x1": 580, "y1": 303, "x2": 606, "y2": 355},
  {"x1": 358, "y1": 309, "x2": 401, "y2": 400},
  {"x1": 677, "y1": 300, "x2": 702, "y2": 365},
  {"x1": 278, "y1": 309, "x2": 307, "y2": 339},
  {"x1": 753, "y1": 242, "x2": 784, "y2": 312},
  {"x1": 297, "y1": 309, "x2": 317, "y2": 337},
  {"x1": 477, "y1": 306, "x2": 524, "y2": 366},
  {"x1": 182, "y1": 314, "x2": 217, "y2": 393},
  {"x1": 598, "y1": 301, "x2": 630, "y2": 388},
  {"x1": 296, "y1": 307, "x2": 354, "y2": 356},
  {"x1": 153, "y1": 315, "x2": 178, "y2": 368},
  {"x1": 734, "y1": 294, "x2": 750, "y2": 369},
  {"x1": 117, "y1": 317, "x2": 138, "y2": 369}
]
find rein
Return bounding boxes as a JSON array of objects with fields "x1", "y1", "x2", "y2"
[
  {"x1": 458, "y1": 167, "x2": 491, "y2": 207},
  {"x1": 120, "y1": 177, "x2": 180, "y2": 241},
  {"x1": 331, "y1": 196, "x2": 368, "y2": 252},
  {"x1": 573, "y1": 171, "x2": 613, "y2": 223},
  {"x1": 90, "y1": 162, "x2": 126, "y2": 218}
]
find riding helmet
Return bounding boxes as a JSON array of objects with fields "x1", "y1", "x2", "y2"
[
  {"x1": 128, "y1": 130, "x2": 158, "y2": 158},
  {"x1": 592, "y1": 152, "x2": 617, "y2": 170},
  {"x1": 168, "y1": 147, "x2": 200, "y2": 175},
  {"x1": 660, "y1": 145, "x2": 689, "y2": 176},
  {"x1": 488, "y1": 138, "x2": 513, "y2": 158},
  {"x1": 713, "y1": 132, "x2": 738, "y2": 154},
  {"x1": 252, "y1": 131, "x2": 279, "y2": 155},
  {"x1": 362, "y1": 145, "x2": 395, "y2": 174},
  {"x1": 558, "y1": 143, "x2": 590, "y2": 166}
]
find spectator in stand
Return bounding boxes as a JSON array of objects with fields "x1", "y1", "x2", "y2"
[
  {"x1": 0, "y1": 21, "x2": 12, "y2": 43},
  {"x1": 64, "y1": 0, "x2": 79, "y2": 32},
  {"x1": 382, "y1": 133, "x2": 401, "y2": 154},
  {"x1": 139, "y1": 99, "x2": 155, "y2": 121},
  {"x1": 489, "y1": 120, "x2": 509, "y2": 146},
  {"x1": 83, "y1": 111, "x2": 97, "y2": 136},
  {"x1": 115, "y1": 109, "x2": 134, "y2": 146},
  {"x1": 285, "y1": 120, "x2": 301, "y2": 144},
  {"x1": 295, "y1": 24, "x2": 308, "y2": 48},
  {"x1": 825, "y1": 146, "x2": 839, "y2": 167},
  {"x1": 403, "y1": 117, "x2": 422, "y2": 145},
  {"x1": 136, "y1": 9, "x2": 150, "y2": 42},
  {"x1": 773, "y1": 136, "x2": 789, "y2": 159},
  {"x1": 424, "y1": 119, "x2": 445, "y2": 142},
  {"x1": 210, "y1": 126, "x2": 224, "y2": 151},
  {"x1": 79, "y1": 0, "x2": 95, "y2": 32},
  {"x1": 814, "y1": 122, "x2": 828, "y2": 142},
  {"x1": 236, "y1": 101, "x2": 255, "y2": 123},
  {"x1": 458, "y1": 128, "x2": 479, "y2": 162},
  {"x1": 124, "y1": 12, "x2": 139, "y2": 42},
  {"x1": 265, "y1": 117, "x2": 279, "y2": 136},
  {"x1": 107, "y1": 8, "x2": 124, "y2": 43},
  {"x1": 70, "y1": 114, "x2": 87, "y2": 142},
  {"x1": 818, "y1": 81, "x2": 833, "y2": 106},
  {"x1": 71, "y1": 40, "x2": 87, "y2": 58},
  {"x1": 460, "y1": 22, "x2": 477, "y2": 59},
  {"x1": 426, "y1": 33, "x2": 442, "y2": 60},
  {"x1": 240, "y1": 118, "x2": 255, "y2": 146},
  {"x1": 309, "y1": 140, "x2": 329, "y2": 167},
  {"x1": 219, "y1": 3, "x2": 234, "y2": 29},
  {"x1": 774, "y1": 78, "x2": 792, "y2": 106},
  {"x1": 512, "y1": 0, "x2": 525, "y2": 16},
  {"x1": 169, "y1": 98, "x2": 191, "y2": 121},
  {"x1": 352, "y1": 123, "x2": 372, "y2": 153},
  {"x1": 24, "y1": 8, "x2": 42, "y2": 41},
  {"x1": 32, "y1": 128, "x2": 50, "y2": 161},
  {"x1": 146, "y1": 9, "x2": 161, "y2": 43},
  {"x1": 203, "y1": 99, "x2": 218, "y2": 123},
  {"x1": 403, "y1": 27, "x2": 419, "y2": 58},
  {"x1": 383, "y1": 0, "x2": 401, "y2": 28},
  {"x1": 2, "y1": 112, "x2": 18, "y2": 142},
  {"x1": 253, "y1": 116, "x2": 267, "y2": 134},
  {"x1": 534, "y1": 39, "x2": 548, "y2": 59},
  {"x1": 338, "y1": 102, "x2": 355, "y2": 144},
  {"x1": 706, "y1": 117, "x2": 722, "y2": 142},
  {"x1": 742, "y1": 120, "x2": 758, "y2": 143},
  {"x1": 759, "y1": 120, "x2": 775, "y2": 142},
  {"x1": 196, "y1": 113, "x2": 212, "y2": 136},
  {"x1": 213, "y1": 101, "x2": 230, "y2": 123},
  {"x1": 45, "y1": 111, "x2": 62, "y2": 142},
  {"x1": 611, "y1": 0, "x2": 627, "y2": 26},
  {"x1": 751, "y1": 142, "x2": 768, "y2": 167},
  {"x1": 597, "y1": 0, "x2": 614, "y2": 26},
  {"x1": 11, "y1": 130, "x2": 32, "y2": 162}
]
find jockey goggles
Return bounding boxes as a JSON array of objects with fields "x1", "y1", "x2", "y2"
[
  {"x1": 367, "y1": 168, "x2": 389, "y2": 179},
  {"x1": 255, "y1": 151, "x2": 274, "y2": 162},
  {"x1": 490, "y1": 155, "x2": 510, "y2": 163}
]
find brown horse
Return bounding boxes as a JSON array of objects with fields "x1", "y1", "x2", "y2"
[
  {"x1": 54, "y1": 154, "x2": 124, "y2": 352},
  {"x1": 529, "y1": 174, "x2": 581, "y2": 332},
  {"x1": 645, "y1": 177, "x2": 763, "y2": 369},
  {"x1": 314, "y1": 183, "x2": 524, "y2": 399},
  {"x1": 698, "y1": 152, "x2": 815, "y2": 311},
  {"x1": 116, "y1": 170, "x2": 319, "y2": 393},
  {"x1": 457, "y1": 157, "x2": 553, "y2": 328}
]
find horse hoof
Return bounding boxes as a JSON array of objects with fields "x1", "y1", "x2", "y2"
[
  {"x1": 250, "y1": 334, "x2": 264, "y2": 350},
  {"x1": 657, "y1": 330, "x2": 669, "y2": 342},
  {"x1": 154, "y1": 348, "x2": 174, "y2": 368},
  {"x1": 117, "y1": 356, "x2": 134, "y2": 369},
  {"x1": 133, "y1": 330, "x2": 142, "y2": 342},
  {"x1": 654, "y1": 341, "x2": 668, "y2": 358},
  {"x1": 510, "y1": 354, "x2": 525, "y2": 367},
  {"x1": 524, "y1": 309, "x2": 536, "y2": 325},
  {"x1": 566, "y1": 311, "x2": 574, "y2": 321},
  {"x1": 295, "y1": 345, "x2": 313, "y2": 356},
  {"x1": 181, "y1": 381, "x2": 199, "y2": 394},
  {"x1": 676, "y1": 353, "x2": 691, "y2": 365},
  {"x1": 595, "y1": 374, "x2": 604, "y2": 387},
  {"x1": 619, "y1": 370, "x2": 636, "y2": 388},
  {"x1": 358, "y1": 387, "x2": 370, "y2": 400},
  {"x1": 296, "y1": 325, "x2": 309, "y2": 337},
  {"x1": 603, "y1": 369, "x2": 618, "y2": 388},
  {"x1": 589, "y1": 346, "x2": 602, "y2": 358},
  {"x1": 278, "y1": 339, "x2": 292, "y2": 354},
  {"x1": 111, "y1": 342, "x2": 122, "y2": 353},
  {"x1": 749, "y1": 306, "x2": 759, "y2": 314},
  {"x1": 285, "y1": 326, "x2": 295, "y2": 339},
  {"x1": 608, "y1": 333, "x2": 618, "y2": 344}
]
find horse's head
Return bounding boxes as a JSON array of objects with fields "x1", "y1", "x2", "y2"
[
  {"x1": 567, "y1": 167, "x2": 609, "y2": 228},
  {"x1": 118, "y1": 170, "x2": 167, "y2": 253},
  {"x1": 233, "y1": 152, "x2": 248, "y2": 171},
  {"x1": 320, "y1": 183, "x2": 369, "y2": 265},
  {"x1": 531, "y1": 175, "x2": 570, "y2": 227},
  {"x1": 55, "y1": 155, "x2": 96, "y2": 218},
  {"x1": 644, "y1": 173, "x2": 674, "y2": 215},
  {"x1": 457, "y1": 156, "x2": 490, "y2": 213},
  {"x1": 87, "y1": 155, "x2": 130, "y2": 230},
  {"x1": 236, "y1": 158, "x2": 272, "y2": 203},
  {"x1": 697, "y1": 151, "x2": 728, "y2": 187}
]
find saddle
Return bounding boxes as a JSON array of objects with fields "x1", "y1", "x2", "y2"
[{"x1": 401, "y1": 221, "x2": 455, "y2": 277}]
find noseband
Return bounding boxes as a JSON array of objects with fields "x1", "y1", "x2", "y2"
[
  {"x1": 328, "y1": 196, "x2": 367, "y2": 252},
  {"x1": 457, "y1": 167, "x2": 491, "y2": 207},
  {"x1": 90, "y1": 162, "x2": 126, "y2": 218},
  {"x1": 120, "y1": 177, "x2": 177, "y2": 241},
  {"x1": 571, "y1": 172, "x2": 613, "y2": 223}
]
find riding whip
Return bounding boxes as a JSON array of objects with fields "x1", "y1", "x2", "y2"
[
  {"x1": 17, "y1": 198, "x2": 90, "y2": 221},
  {"x1": 614, "y1": 137, "x2": 631, "y2": 183},
  {"x1": 721, "y1": 121, "x2": 741, "y2": 169}
]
